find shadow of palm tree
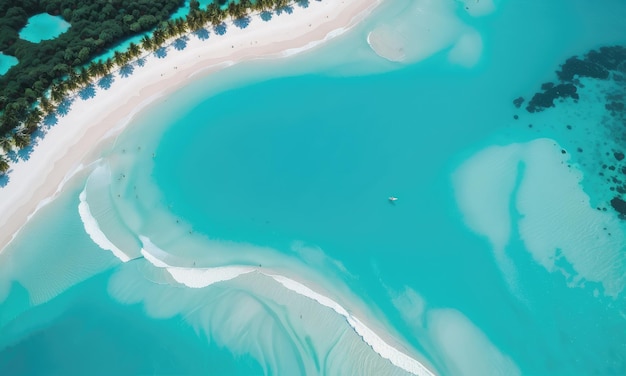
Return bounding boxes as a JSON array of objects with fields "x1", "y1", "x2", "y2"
[
  {"x1": 234, "y1": 16, "x2": 251, "y2": 29},
  {"x1": 7, "y1": 150, "x2": 19, "y2": 163},
  {"x1": 17, "y1": 141, "x2": 35, "y2": 161},
  {"x1": 174, "y1": 36, "x2": 189, "y2": 51},
  {"x1": 0, "y1": 173, "x2": 10, "y2": 188},
  {"x1": 214, "y1": 22, "x2": 227, "y2": 35},
  {"x1": 120, "y1": 64, "x2": 134, "y2": 78},
  {"x1": 79, "y1": 84, "x2": 97, "y2": 100},
  {"x1": 276, "y1": 6, "x2": 294, "y2": 15},
  {"x1": 98, "y1": 74, "x2": 115, "y2": 90},
  {"x1": 57, "y1": 98, "x2": 73, "y2": 117},
  {"x1": 260, "y1": 11, "x2": 273, "y2": 22},
  {"x1": 31, "y1": 127, "x2": 47, "y2": 141},
  {"x1": 43, "y1": 113, "x2": 58, "y2": 128},
  {"x1": 297, "y1": 0, "x2": 310, "y2": 8},
  {"x1": 137, "y1": 57, "x2": 146, "y2": 67},
  {"x1": 194, "y1": 28, "x2": 210, "y2": 40},
  {"x1": 155, "y1": 47, "x2": 168, "y2": 59}
]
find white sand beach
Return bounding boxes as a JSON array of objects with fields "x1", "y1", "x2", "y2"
[{"x1": 0, "y1": 0, "x2": 381, "y2": 252}]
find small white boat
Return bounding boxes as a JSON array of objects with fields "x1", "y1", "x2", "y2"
[{"x1": 388, "y1": 196, "x2": 398, "y2": 202}]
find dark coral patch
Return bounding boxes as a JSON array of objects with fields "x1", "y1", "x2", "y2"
[
  {"x1": 557, "y1": 57, "x2": 609, "y2": 81},
  {"x1": 587, "y1": 46, "x2": 626, "y2": 71},
  {"x1": 526, "y1": 84, "x2": 579, "y2": 113},
  {"x1": 610, "y1": 197, "x2": 626, "y2": 216},
  {"x1": 522, "y1": 46, "x2": 626, "y2": 113}
]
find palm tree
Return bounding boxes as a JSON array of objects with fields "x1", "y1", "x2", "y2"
[
  {"x1": 152, "y1": 28, "x2": 166, "y2": 48},
  {"x1": 164, "y1": 20, "x2": 178, "y2": 39},
  {"x1": 174, "y1": 18, "x2": 188, "y2": 35},
  {"x1": 13, "y1": 131, "x2": 30, "y2": 149},
  {"x1": 275, "y1": 0, "x2": 289, "y2": 9},
  {"x1": 39, "y1": 96, "x2": 53, "y2": 114},
  {"x1": 240, "y1": 0, "x2": 253, "y2": 11},
  {"x1": 254, "y1": 0, "x2": 270, "y2": 11},
  {"x1": 88, "y1": 61, "x2": 106, "y2": 79},
  {"x1": 206, "y1": 3, "x2": 225, "y2": 25},
  {"x1": 141, "y1": 35, "x2": 153, "y2": 51},
  {"x1": 113, "y1": 50, "x2": 127, "y2": 68},
  {"x1": 25, "y1": 108, "x2": 43, "y2": 133},
  {"x1": 227, "y1": 2, "x2": 246, "y2": 19},
  {"x1": 104, "y1": 58, "x2": 115, "y2": 73},
  {"x1": 50, "y1": 83, "x2": 65, "y2": 104},
  {"x1": 0, "y1": 136, "x2": 13, "y2": 153},
  {"x1": 128, "y1": 42, "x2": 142, "y2": 59},
  {"x1": 0, "y1": 154, "x2": 10, "y2": 175},
  {"x1": 65, "y1": 69, "x2": 80, "y2": 90},
  {"x1": 78, "y1": 66, "x2": 91, "y2": 86},
  {"x1": 187, "y1": 13, "x2": 200, "y2": 31}
]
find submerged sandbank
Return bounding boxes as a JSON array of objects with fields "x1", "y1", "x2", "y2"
[
  {"x1": 137, "y1": 236, "x2": 435, "y2": 375},
  {"x1": 0, "y1": 0, "x2": 381, "y2": 254}
]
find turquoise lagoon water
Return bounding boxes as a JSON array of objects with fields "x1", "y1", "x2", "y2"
[
  {"x1": 0, "y1": 53, "x2": 18, "y2": 75},
  {"x1": 2, "y1": 0, "x2": 626, "y2": 375},
  {"x1": 19, "y1": 13, "x2": 71, "y2": 43}
]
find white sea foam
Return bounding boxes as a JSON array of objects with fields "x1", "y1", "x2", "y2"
[
  {"x1": 137, "y1": 236, "x2": 433, "y2": 375},
  {"x1": 78, "y1": 174, "x2": 131, "y2": 262},
  {"x1": 167, "y1": 266, "x2": 255, "y2": 288},
  {"x1": 269, "y1": 274, "x2": 434, "y2": 376},
  {"x1": 140, "y1": 236, "x2": 255, "y2": 286},
  {"x1": 139, "y1": 236, "x2": 171, "y2": 268}
]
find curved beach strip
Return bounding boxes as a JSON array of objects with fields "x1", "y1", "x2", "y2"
[
  {"x1": 138, "y1": 236, "x2": 434, "y2": 376},
  {"x1": 0, "y1": 0, "x2": 383, "y2": 253}
]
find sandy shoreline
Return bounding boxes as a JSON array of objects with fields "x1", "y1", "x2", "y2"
[{"x1": 0, "y1": 0, "x2": 381, "y2": 252}]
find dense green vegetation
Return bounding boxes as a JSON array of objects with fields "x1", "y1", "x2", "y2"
[
  {"x1": 0, "y1": 0, "x2": 309, "y2": 175},
  {"x1": 0, "y1": 0, "x2": 184, "y2": 135}
]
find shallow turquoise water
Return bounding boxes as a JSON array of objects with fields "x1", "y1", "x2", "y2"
[
  {"x1": 0, "y1": 268, "x2": 263, "y2": 375},
  {"x1": 1, "y1": 0, "x2": 626, "y2": 374},
  {"x1": 19, "y1": 13, "x2": 71, "y2": 43},
  {"x1": 0, "y1": 53, "x2": 18, "y2": 75},
  {"x1": 150, "y1": 0, "x2": 626, "y2": 373}
]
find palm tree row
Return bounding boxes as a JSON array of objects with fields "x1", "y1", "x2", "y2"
[{"x1": 0, "y1": 0, "x2": 316, "y2": 176}]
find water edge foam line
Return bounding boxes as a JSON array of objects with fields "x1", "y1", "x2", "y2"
[{"x1": 138, "y1": 236, "x2": 434, "y2": 376}]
